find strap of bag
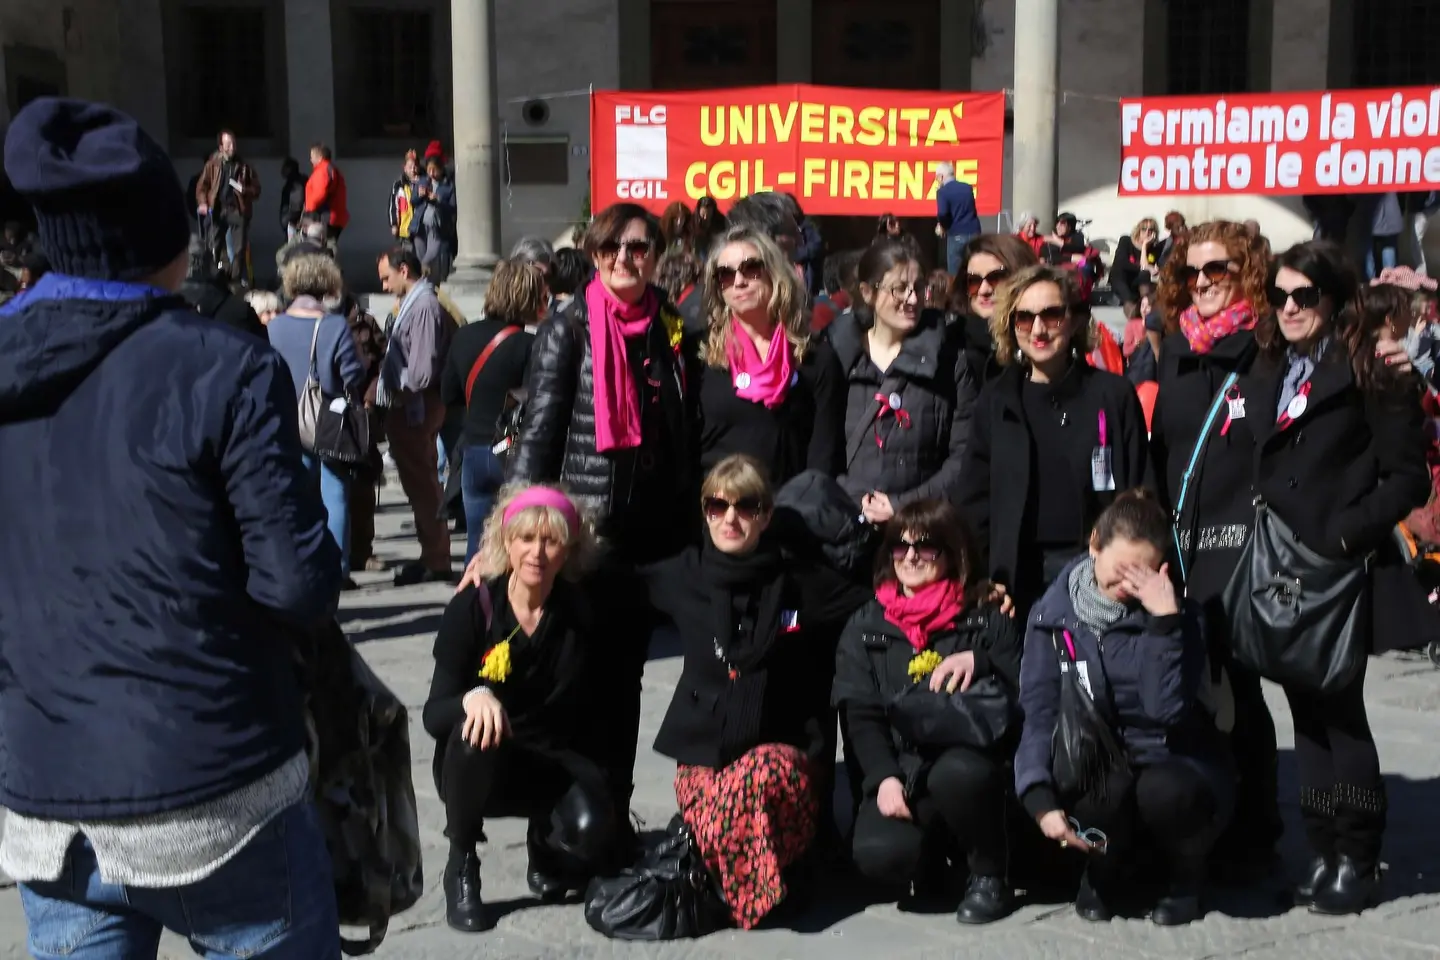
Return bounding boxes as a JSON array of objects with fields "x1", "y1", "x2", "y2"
[
  {"x1": 465, "y1": 325, "x2": 522, "y2": 406},
  {"x1": 845, "y1": 373, "x2": 907, "y2": 468},
  {"x1": 1171, "y1": 371, "x2": 1238, "y2": 582},
  {"x1": 306, "y1": 315, "x2": 323, "y2": 385}
]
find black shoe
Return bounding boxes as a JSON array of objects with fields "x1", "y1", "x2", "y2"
[
  {"x1": 1294, "y1": 854, "x2": 1335, "y2": 908},
  {"x1": 1151, "y1": 893, "x2": 1202, "y2": 926},
  {"x1": 444, "y1": 848, "x2": 489, "y2": 933},
  {"x1": 956, "y1": 875, "x2": 1013, "y2": 925},
  {"x1": 1074, "y1": 872, "x2": 1113, "y2": 923},
  {"x1": 526, "y1": 822, "x2": 569, "y2": 903},
  {"x1": 393, "y1": 561, "x2": 452, "y2": 587},
  {"x1": 1309, "y1": 855, "x2": 1380, "y2": 915},
  {"x1": 341, "y1": 577, "x2": 360, "y2": 591}
]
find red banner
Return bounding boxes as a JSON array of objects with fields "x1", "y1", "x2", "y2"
[
  {"x1": 590, "y1": 85, "x2": 1006, "y2": 216},
  {"x1": 1119, "y1": 86, "x2": 1440, "y2": 197}
]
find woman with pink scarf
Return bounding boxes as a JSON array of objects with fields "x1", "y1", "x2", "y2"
[{"x1": 695, "y1": 225, "x2": 845, "y2": 483}]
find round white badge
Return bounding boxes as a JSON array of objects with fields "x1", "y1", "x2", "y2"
[
  {"x1": 735, "y1": 372, "x2": 752, "y2": 390},
  {"x1": 888, "y1": 392, "x2": 903, "y2": 410},
  {"x1": 1287, "y1": 393, "x2": 1308, "y2": 420}
]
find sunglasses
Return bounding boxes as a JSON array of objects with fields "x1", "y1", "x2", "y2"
[
  {"x1": 715, "y1": 257, "x2": 766, "y2": 288},
  {"x1": 597, "y1": 239, "x2": 653, "y2": 261},
  {"x1": 703, "y1": 495, "x2": 765, "y2": 522},
  {"x1": 1177, "y1": 259, "x2": 1235, "y2": 290},
  {"x1": 1067, "y1": 817, "x2": 1109, "y2": 854},
  {"x1": 1267, "y1": 284, "x2": 1324, "y2": 310},
  {"x1": 966, "y1": 268, "x2": 1009, "y2": 295},
  {"x1": 1014, "y1": 305, "x2": 1068, "y2": 332},
  {"x1": 891, "y1": 538, "x2": 942, "y2": 563}
]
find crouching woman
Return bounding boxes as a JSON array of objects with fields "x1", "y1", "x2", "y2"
[
  {"x1": 1015, "y1": 490, "x2": 1233, "y2": 927},
  {"x1": 424, "y1": 484, "x2": 616, "y2": 933},
  {"x1": 833, "y1": 499, "x2": 1022, "y2": 924}
]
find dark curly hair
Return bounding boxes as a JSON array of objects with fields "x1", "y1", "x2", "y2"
[{"x1": 1157, "y1": 220, "x2": 1270, "y2": 335}]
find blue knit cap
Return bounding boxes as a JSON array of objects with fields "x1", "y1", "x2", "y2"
[{"x1": 2, "y1": 97, "x2": 190, "y2": 281}]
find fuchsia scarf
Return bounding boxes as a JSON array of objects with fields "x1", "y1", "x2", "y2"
[
  {"x1": 586, "y1": 281, "x2": 658, "y2": 452},
  {"x1": 728, "y1": 318, "x2": 794, "y2": 409},
  {"x1": 876, "y1": 579, "x2": 966, "y2": 652},
  {"x1": 1179, "y1": 299, "x2": 1256, "y2": 355}
]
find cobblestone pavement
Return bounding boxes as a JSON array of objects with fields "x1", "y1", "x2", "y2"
[{"x1": 3, "y1": 482, "x2": 1440, "y2": 959}]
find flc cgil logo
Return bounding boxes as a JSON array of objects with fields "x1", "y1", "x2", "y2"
[{"x1": 614, "y1": 104, "x2": 669, "y2": 201}]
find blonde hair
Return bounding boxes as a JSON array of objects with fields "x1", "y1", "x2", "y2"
[
  {"x1": 1131, "y1": 218, "x2": 1159, "y2": 244},
  {"x1": 483, "y1": 258, "x2": 548, "y2": 321},
  {"x1": 281, "y1": 252, "x2": 343, "y2": 302},
  {"x1": 246, "y1": 289, "x2": 282, "y2": 316},
  {"x1": 700, "y1": 226, "x2": 810, "y2": 368},
  {"x1": 989, "y1": 264, "x2": 1096, "y2": 367},
  {"x1": 700, "y1": 454, "x2": 774, "y2": 514},
  {"x1": 474, "y1": 483, "x2": 597, "y2": 581}
]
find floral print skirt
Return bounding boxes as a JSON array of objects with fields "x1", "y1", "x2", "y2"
[{"x1": 674, "y1": 743, "x2": 818, "y2": 930}]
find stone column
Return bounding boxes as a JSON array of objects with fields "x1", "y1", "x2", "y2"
[
  {"x1": 1010, "y1": 0, "x2": 1059, "y2": 225},
  {"x1": 448, "y1": 0, "x2": 502, "y2": 299}
]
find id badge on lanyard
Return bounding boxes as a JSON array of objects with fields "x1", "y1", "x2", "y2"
[{"x1": 1091, "y1": 410, "x2": 1115, "y2": 492}]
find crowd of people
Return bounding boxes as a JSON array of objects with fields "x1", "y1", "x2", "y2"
[{"x1": 2, "y1": 93, "x2": 1439, "y2": 958}]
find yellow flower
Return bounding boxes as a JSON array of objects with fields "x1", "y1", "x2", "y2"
[
  {"x1": 479, "y1": 639, "x2": 512, "y2": 684},
  {"x1": 907, "y1": 650, "x2": 943, "y2": 683},
  {"x1": 661, "y1": 307, "x2": 684, "y2": 350}
]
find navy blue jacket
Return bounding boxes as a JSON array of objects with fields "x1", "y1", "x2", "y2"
[
  {"x1": 0, "y1": 274, "x2": 340, "y2": 819},
  {"x1": 937, "y1": 179, "x2": 981, "y2": 238},
  {"x1": 1014, "y1": 558, "x2": 1225, "y2": 819}
]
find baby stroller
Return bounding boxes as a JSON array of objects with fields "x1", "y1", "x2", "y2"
[{"x1": 1392, "y1": 515, "x2": 1440, "y2": 668}]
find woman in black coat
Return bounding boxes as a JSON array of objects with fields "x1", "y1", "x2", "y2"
[
  {"x1": 833, "y1": 499, "x2": 1020, "y2": 925},
  {"x1": 502, "y1": 201, "x2": 695, "y2": 833},
  {"x1": 955, "y1": 264, "x2": 1149, "y2": 616},
  {"x1": 649, "y1": 454, "x2": 867, "y2": 931},
  {"x1": 424, "y1": 484, "x2": 614, "y2": 933},
  {"x1": 829, "y1": 239, "x2": 977, "y2": 520},
  {"x1": 1240, "y1": 241, "x2": 1430, "y2": 914},
  {"x1": 1109, "y1": 217, "x2": 1160, "y2": 313},
  {"x1": 945, "y1": 234, "x2": 1041, "y2": 387}
]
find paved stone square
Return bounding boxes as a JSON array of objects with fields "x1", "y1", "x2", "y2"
[{"x1": 2, "y1": 481, "x2": 1440, "y2": 958}]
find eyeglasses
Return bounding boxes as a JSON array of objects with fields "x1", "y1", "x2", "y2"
[
  {"x1": 966, "y1": 268, "x2": 1009, "y2": 295},
  {"x1": 1267, "y1": 284, "x2": 1324, "y2": 311},
  {"x1": 1067, "y1": 817, "x2": 1109, "y2": 854},
  {"x1": 891, "y1": 538, "x2": 941, "y2": 563},
  {"x1": 597, "y1": 239, "x2": 653, "y2": 262},
  {"x1": 715, "y1": 258, "x2": 766, "y2": 288},
  {"x1": 1177, "y1": 259, "x2": 1236, "y2": 290},
  {"x1": 885, "y1": 282, "x2": 925, "y2": 302},
  {"x1": 703, "y1": 495, "x2": 765, "y2": 522},
  {"x1": 1014, "y1": 305, "x2": 1068, "y2": 332}
]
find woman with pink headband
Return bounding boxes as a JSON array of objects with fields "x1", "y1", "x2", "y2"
[{"x1": 423, "y1": 483, "x2": 615, "y2": 934}]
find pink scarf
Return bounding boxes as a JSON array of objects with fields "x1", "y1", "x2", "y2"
[
  {"x1": 1179, "y1": 299, "x2": 1256, "y2": 355},
  {"x1": 586, "y1": 281, "x2": 657, "y2": 452},
  {"x1": 728, "y1": 318, "x2": 794, "y2": 409},
  {"x1": 876, "y1": 579, "x2": 965, "y2": 653}
]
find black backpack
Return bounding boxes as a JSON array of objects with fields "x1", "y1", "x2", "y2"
[{"x1": 772, "y1": 470, "x2": 878, "y2": 577}]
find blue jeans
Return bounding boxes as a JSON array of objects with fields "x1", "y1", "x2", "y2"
[
  {"x1": 461, "y1": 445, "x2": 505, "y2": 565},
  {"x1": 947, "y1": 233, "x2": 976, "y2": 275},
  {"x1": 304, "y1": 455, "x2": 350, "y2": 578},
  {"x1": 19, "y1": 802, "x2": 340, "y2": 960}
]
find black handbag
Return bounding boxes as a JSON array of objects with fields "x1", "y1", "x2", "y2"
[
  {"x1": 313, "y1": 391, "x2": 370, "y2": 467},
  {"x1": 1050, "y1": 631, "x2": 1129, "y2": 800},
  {"x1": 584, "y1": 817, "x2": 730, "y2": 941},
  {"x1": 1222, "y1": 501, "x2": 1369, "y2": 695},
  {"x1": 887, "y1": 675, "x2": 1016, "y2": 750}
]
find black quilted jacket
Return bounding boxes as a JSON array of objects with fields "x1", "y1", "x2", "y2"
[{"x1": 508, "y1": 279, "x2": 696, "y2": 555}]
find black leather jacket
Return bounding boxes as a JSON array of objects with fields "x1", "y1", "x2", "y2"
[{"x1": 509, "y1": 279, "x2": 696, "y2": 552}]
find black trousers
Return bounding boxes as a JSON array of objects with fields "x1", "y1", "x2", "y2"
[
  {"x1": 1284, "y1": 657, "x2": 1386, "y2": 870},
  {"x1": 1213, "y1": 631, "x2": 1284, "y2": 859},
  {"x1": 1068, "y1": 760, "x2": 1224, "y2": 890},
  {"x1": 851, "y1": 746, "x2": 1008, "y2": 884},
  {"x1": 441, "y1": 727, "x2": 615, "y2": 872}
]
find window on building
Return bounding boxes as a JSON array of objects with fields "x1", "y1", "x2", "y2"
[
  {"x1": 1353, "y1": 0, "x2": 1440, "y2": 87},
  {"x1": 349, "y1": 8, "x2": 438, "y2": 139},
  {"x1": 171, "y1": 5, "x2": 273, "y2": 139},
  {"x1": 813, "y1": 0, "x2": 940, "y2": 90},
  {"x1": 1164, "y1": 0, "x2": 1251, "y2": 95},
  {"x1": 651, "y1": 1, "x2": 777, "y2": 91},
  {"x1": 504, "y1": 138, "x2": 570, "y2": 187}
]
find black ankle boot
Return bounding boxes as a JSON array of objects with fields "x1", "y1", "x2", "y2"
[
  {"x1": 527, "y1": 822, "x2": 568, "y2": 903},
  {"x1": 1294, "y1": 854, "x2": 1335, "y2": 907},
  {"x1": 956, "y1": 875, "x2": 1014, "y2": 925},
  {"x1": 1152, "y1": 852, "x2": 1206, "y2": 926},
  {"x1": 1074, "y1": 870, "x2": 1113, "y2": 923},
  {"x1": 444, "y1": 846, "x2": 489, "y2": 933},
  {"x1": 1309, "y1": 855, "x2": 1380, "y2": 915}
]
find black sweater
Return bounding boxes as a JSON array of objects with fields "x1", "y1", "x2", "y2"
[{"x1": 439, "y1": 318, "x2": 534, "y2": 449}]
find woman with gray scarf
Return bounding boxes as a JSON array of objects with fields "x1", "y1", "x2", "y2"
[{"x1": 1015, "y1": 490, "x2": 1231, "y2": 927}]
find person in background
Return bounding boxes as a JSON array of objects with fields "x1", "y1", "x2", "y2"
[
  {"x1": 390, "y1": 149, "x2": 426, "y2": 256},
  {"x1": 946, "y1": 234, "x2": 1042, "y2": 386},
  {"x1": 659, "y1": 201, "x2": 693, "y2": 254},
  {"x1": 305, "y1": 142, "x2": 349, "y2": 249},
  {"x1": 246, "y1": 288, "x2": 282, "y2": 325},
  {"x1": 1111, "y1": 218, "x2": 1159, "y2": 315},
  {"x1": 441, "y1": 259, "x2": 538, "y2": 565},
  {"x1": 179, "y1": 235, "x2": 265, "y2": 340},
  {"x1": 934, "y1": 162, "x2": 981, "y2": 275},
  {"x1": 693, "y1": 195, "x2": 725, "y2": 262},
  {"x1": 835, "y1": 499, "x2": 1020, "y2": 924},
  {"x1": 1015, "y1": 212, "x2": 1046, "y2": 258},
  {"x1": 278, "y1": 156, "x2": 308, "y2": 241},
  {"x1": 1404, "y1": 191, "x2": 1439, "y2": 276},
  {"x1": 655, "y1": 249, "x2": 701, "y2": 307},
  {"x1": 786, "y1": 193, "x2": 825, "y2": 298},
  {"x1": 1156, "y1": 211, "x2": 1188, "y2": 268},
  {"x1": 956, "y1": 264, "x2": 1149, "y2": 618},
  {"x1": 423, "y1": 156, "x2": 457, "y2": 283},
  {"x1": 1303, "y1": 195, "x2": 1355, "y2": 244},
  {"x1": 925, "y1": 268, "x2": 952, "y2": 311},
  {"x1": 812, "y1": 249, "x2": 859, "y2": 333},
  {"x1": 377, "y1": 245, "x2": 455, "y2": 585},
  {"x1": 511, "y1": 235, "x2": 555, "y2": 280},
  {"x1": 277, "y1": 217, "x2": 329, "y2": 271},
  {"x1": 548, "y1": 246, "x2": 591, "y2": 317},
  {"x1": 877, "y1": 213, "x2": 904, "y2": 240},
  {"x1": 194, "y1": 129, "x2": 260, "y2": 285},
  {"x1": 1016, "y1": 491, "x2": 1232, "y2": 926},
  {"x1": 340, "y1": 290, "x2": 388, "y2": 576},
  {"x1": 0, "y1": 96, "x2": 341, "y2": 958},
  {"x1": 1367, "y1": 192, "x2": 1404, "y2": 280}
]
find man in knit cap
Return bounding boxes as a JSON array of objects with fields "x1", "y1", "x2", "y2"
[{"x1": 0, "y1": 98, "x2": 342, "y2": 957}]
